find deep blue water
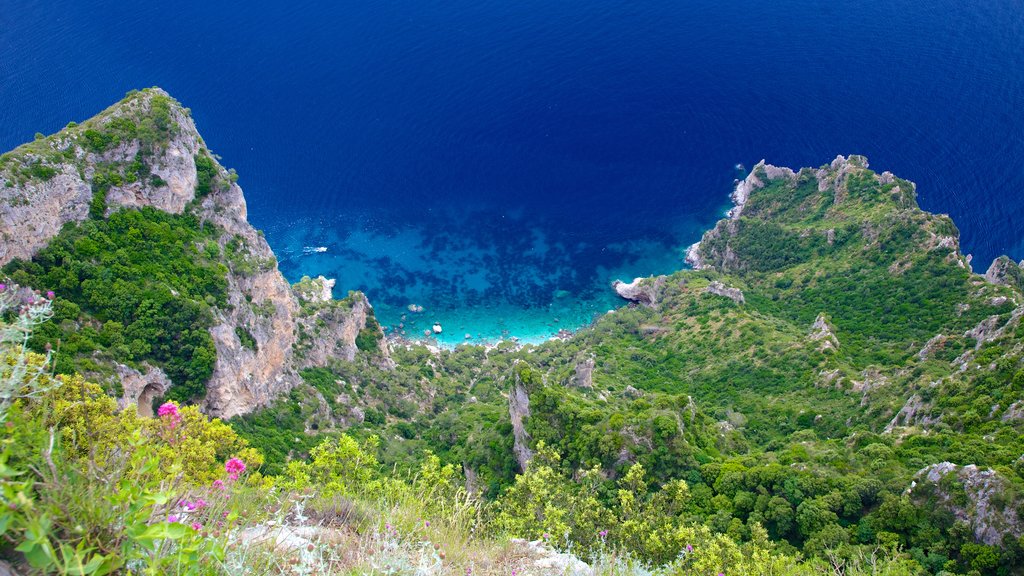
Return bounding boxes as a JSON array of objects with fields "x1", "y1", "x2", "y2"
[{"x1": 3, "y1": 0, "x2": 1023, "y2": 343}]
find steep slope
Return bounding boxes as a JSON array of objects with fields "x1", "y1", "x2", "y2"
[{"x1": 0, "y1": 88, "x2": 386, "y2": 418}]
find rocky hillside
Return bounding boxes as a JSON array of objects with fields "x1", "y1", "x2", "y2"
[
  {"x1": 3, "y1": 91, "x2": 1024, "y2": 573},
  {"x1": 0, "y1": 88, "x2": 386, "y2": 418}
]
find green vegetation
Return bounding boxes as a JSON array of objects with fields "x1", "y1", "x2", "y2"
[
  {"x1": 2, "y1": 93, "x2": 1023, "y2": 574},
  {"x1": 4, "y1": 207, "x2": 227, "y2": 401}
]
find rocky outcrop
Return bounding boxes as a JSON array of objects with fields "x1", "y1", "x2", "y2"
[
  {"x1": 508, "y1": 363, "x2": 534, "y2": 472},
  {"x1": 294, "y1": 286, "x2": 389, "y2": 367},
  {"x1": 964, "y1": 307, "x2": 1024, "y2": 350},
  {"x1": 114, "y1": 363, "x2": 173, "y2": 417},
  {"x1": 572, "y1": 355, "x2": 595, "y2": 389},
  {"x1": 985, "y1": 256, "x2": 1024, "y2": 291},
  {"x1": 913, "y1": 463, "x2": 1024, "y2": 545},
  {"x1": 917, "y1": 334, "x2": 947, "y2": 360},
  {"x1": 611, "y1": 276, "x2": 664, "y2": 307},
  {"x1": 0, "y1": 89, "x2": 198, "y2": 265},
  {"x1": 0, "y1": 89, "x2": 376, "y2": 419},
  {"x1": 704, "y1": 281, "x2": 744, "y2": 304},
  {"x1": 809, "y1": 313, "x2": 838, "y2": 351}
]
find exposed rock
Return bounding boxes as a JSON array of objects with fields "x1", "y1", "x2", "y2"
[
  {"x1": 913, "y1": 463, "x2": 1024, "y2": 546},
  {"x1": 113, "y1": 363, "x2": 173, "y2": 417},
  {"x1": 917, "y1": 334, "x2": 947, "y2": 360},
  {"x1": 964, "y1": 307, "x2": 1024, "y2": 349},
  {"x1": 293, "y1": 275, "x2": 336, "y2": 303},
  {"x1": 510, "y1": 539, "x2": 592, "y2": 576},
  {"x1": 611, "y1": 276, "x2": 664, "y2": 307},
  {"x1": 1002, "y1": 400, "x2": 1024, "y2": 422},
  {"x1": 809, "y1": 313, "x2": 839, "y2": 351},
  {"x1": 624, "y1": 385, "x2": 644, "y2": 399},
  {"x1": 508, "y1": 363, "x2": 534, "y2": 472},
  {"x1": 727, "y1": 165, "x2": 766, "y2": 219},
  {"x1": 704, "y1": 281, "x2": 744, "y2": 304},
  {"x1": 0, "y1": 89, "x2": 198, "y2": 266},
  {"x1": 684, "y1": 241, "x2": 706, "y2": 269},
  {"x1": 984, "y1": 256, "x2": 1024, "y2": 290},
  {"x1": 885, "y1": 394, "x2": 939, "y2": 432},
  {"x1": 295, "y1": 291, "x2": 387, "y2": 367},
  {"x1": 198, "y1": 177, "x2": 303, "y2": 418},
  {"x1": 572, "y1": 355, "x2": 595, "y2": 389},
  {"x1": 0, "y1": 89, "x2": 380, "y2": 419}
]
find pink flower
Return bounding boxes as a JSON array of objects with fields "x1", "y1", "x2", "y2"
[
  {"x1": 168, "y1": 514, "x2": 180, "y2": 523},
  {"x1": 225, "y1": 457, "x2": 246, "y2": 480},
  {"x1": 0, "y1": 284, "x2": 6, "y2": 292},
  {"x1": 191, "y1": 522, "x2": 203, "y2": 531},
  {"x1": 182, "y1": 500, "x2": 196, "y2": 512},
  {"x1": 157, "y1": 402, "x2": 179, "y2": 418},
  {"x1": 46, "y1": 291, "x2": 55, "y2": 299},
  {"x1": 598, "y1": 529, "x2": 608, "y2": 539},
  {"x1": 212, "y1": 479, "x2": 224, "y2": 490},
  {"x1": 195, "y1": 498, "x2": 208, "y2": 509}
]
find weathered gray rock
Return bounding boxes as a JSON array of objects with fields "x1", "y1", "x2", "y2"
[
  {"x1": 509, "y1": 363, "x2": 534, "y2": 472},
  {"x1": 705, "y1": 281, "x2": 744, "y2": 304},
  {"x1": 611, "y1": 276, "x2": 663, "y2": 306},
  {"x1": 572, "y1": 354, "x2": 595, "y2": 389},
  {"x1": 809, "y1": 313, "x2": 839, "y2": 351},
  {"x1": 114, "y1": 363, "x2": 173, "y2": 417},
  {"x1": 0, "y1": 89, "x2": 379, "y2": 419},
  {"x1": 914, "y1": 463, "x2": 1024, "y2": 545},
  {"x1": 985, "y1": 256, "x2": 1024, "y2": 291}
]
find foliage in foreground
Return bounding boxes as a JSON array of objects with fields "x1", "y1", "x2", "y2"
[{"x1": 0, "y1": 292, "x2": 930, "y2": 575}]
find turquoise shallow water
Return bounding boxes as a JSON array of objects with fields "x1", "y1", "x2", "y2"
[
  {"x1": 2, "y1": 0, "x2": 1024, "y2": 341},
  {"x1": 270, "y1": 205, "x2": 722, "y2": 345}
]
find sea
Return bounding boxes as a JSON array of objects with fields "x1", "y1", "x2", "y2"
[{"x1": 2, "y1": 0, "x2": 1023, "y2": 345}]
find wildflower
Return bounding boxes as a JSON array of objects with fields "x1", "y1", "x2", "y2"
[
  {"x1": 685, "y1": 544, "x2": 693, "y2": 553},
  {"x1": 225, "y1": 457, "x2": 246, "y2": 480},
  {"x1": 598, "y1": 529, "x2": 608, "y2": 539},
  {"x1": 168, "y1": 514, "x2": 180, "y2": 523},
  {"x1": 157, "y1": 402, "x2": 181, "y2": 429},
  {"x1": 182, "y1": 500, "x2": 196, "y2": 512},
  {"x1": 307, "y1": 543, "x2": 315, "y2": 552},
  {"x1": 542, "y1": 533, "x2": 550, "y2": 540},
  {"x1": 46, "y1": 291, "x2": 55, "y2": 299},
  {"x1": 191, "y1": 522, "x2": 203, "y2": 531},
  {"x1": 0, "y1": 284, "x2": 6, "y2": 292},
  {"x1": 425, "y1": 520, "x2": 431, "y2": 527},
  {"x1": 212, "y1": 479, "x2": 224, "y2": 490},
  {"x1": 195, "y1": 498, "x2": 208, "y2": 509}
]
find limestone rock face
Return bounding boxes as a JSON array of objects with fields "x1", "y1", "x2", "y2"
[
  {"x1": 508, "y1": 363, "x2": 534, "y2": 472},
  {"x1": 985, "y1": 255, "x2": 1024, "y2": 291},
  {"x1": 295, "y1": 289, "x2": 388, "y2": 367},
  {"x1": 611, "y1": 276, "x2": 664, "y2": 307},
  {"x1": 0, "y1": 88, "x2": 377, "y2": 419},
  {"x1": 114, "y1": 363, "x2": 173, "y2": 417},
  {"x1": 0, "y1": 89, "x2": 198, "y2": 266},
  {"x1": 913, "y1": 463, "x2": 1024, "y2": 545},
  {"x1": 704, "y1": 281, "x2": 744, "y2": 304},
  {"x1": 572, "y1": 355, "x2": 595, "y2": 389},
  {"x1": 809, "y1": 313, "x2": 839, "y2": 351}
]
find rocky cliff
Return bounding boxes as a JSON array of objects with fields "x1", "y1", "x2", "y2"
[{"x1": 0, "y1": 88, "x2": 383, "y2": 418}]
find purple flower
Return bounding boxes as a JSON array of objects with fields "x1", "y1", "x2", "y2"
[
  {"x1": 0, "y1": 284, "x2": 6, "y2": 292},
  {"x1": 191, "y1": 522, "x2": 203, "y2": 531},
  {"x1": 168, "y1": 514, "x2": 180, "y2": 523},
  {"x1": 212, "y1": 479, "x2": 224, "y2": 490},
  {"x1": 425, "y1": 520, "x2": 431, "y2": 527},
  {"x1": 598, "y1": 529, "x2": 608, "y2": 539},
  {"x1": 686, "y1": 544, "x2": 693, "y2": 553},
  {"x1": 46, "y1": 291, "x2": 55, "y2": 300}
]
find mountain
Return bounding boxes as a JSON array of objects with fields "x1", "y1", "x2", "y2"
[
  {"x1": 0, "y1": 88, "x2": 386, "y2": 418},
  {"x1": 2, "y1": 90, "x2": 1023, "y2": 575}
]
